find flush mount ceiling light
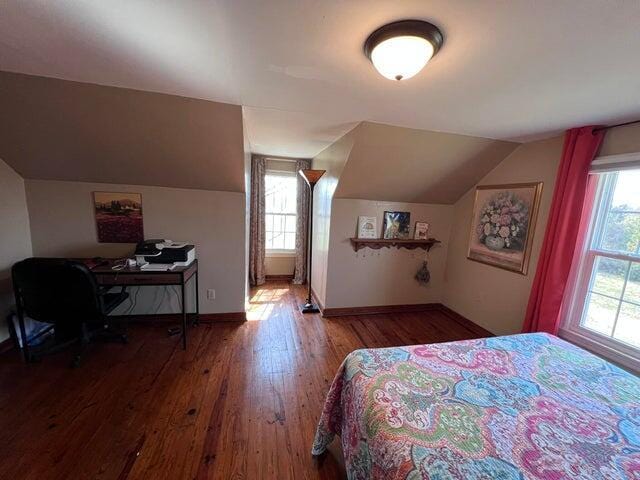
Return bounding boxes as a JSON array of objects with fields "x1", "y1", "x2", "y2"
[{"x1": 364, "y1": 20, "x2": 444, "y2": 81}]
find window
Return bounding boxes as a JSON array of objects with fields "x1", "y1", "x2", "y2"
[
  {"x1": 265, "y1": 172, "x2": 297, "y2": 253},
  {"x1": 564, "y1": 168, "x2": 640, "y2": 367}
]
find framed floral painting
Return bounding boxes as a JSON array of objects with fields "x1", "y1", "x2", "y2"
[{"x1": 467, "y1": 182, "x2": 543, "y2": 274}]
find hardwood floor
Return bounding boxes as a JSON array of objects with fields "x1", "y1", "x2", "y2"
[{"x1": 0, "y1": 282, "x2": 490, "y2": 480}]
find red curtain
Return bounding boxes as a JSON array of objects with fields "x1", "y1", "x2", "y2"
[{"x1": 522, "y1": 126, "x2": 604, "y2": 334}]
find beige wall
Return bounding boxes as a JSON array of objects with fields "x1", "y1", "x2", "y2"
[
  {"x1": 334, "y1": 122, "x2": 519, "y2": 204},
  {"x1": 311, "y1": 128, "x2": 356, "y2": 306},
  {"x1": 243, "y1": 114, "x2": 252, "y2": 306},
  {"x1": 442, "y1": 136, "x2": 563, "y2": 335},
  {"x1": 25, "y1": 179, "x2": 246, "y2": 315},
  {"x1": 0, "y1": 71, "x2": 245, "y2": 193},
  {"x1": 324, "y1": 199, "x2": 452, "y2": 308},
  {"x1": 598, "y1": 122, "x2": 640, "y2": 156},
  {"x1": 265, "y1": 256, "x2": 295, "y2": 276},
  {"x1": 443, "y1": 123, "x2": 640, "y2": 335},
  {"x1": 0, "y1": 158, "x2": 33, "y2": 341}
]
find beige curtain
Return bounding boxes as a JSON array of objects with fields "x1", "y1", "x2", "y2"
[
  {"x1": 293, "y1": 159, "x2": 312, "y2": 284},
  {"x1": 249, "y1": 155, "x2": 266, "y2": 286}
]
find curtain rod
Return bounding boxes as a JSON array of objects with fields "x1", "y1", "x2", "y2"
[{"x1": 593, "y1": 119, "x2": 640, "y2": 133}]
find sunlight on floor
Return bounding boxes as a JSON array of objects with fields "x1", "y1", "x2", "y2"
[{"x1": 246, "y1": 288, "x2": 290, "y2": 321}]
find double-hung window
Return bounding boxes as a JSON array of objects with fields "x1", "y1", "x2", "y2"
[
  {"x1": 564, "y1": 163, "x2": 640, "y2": 370},
  {"x1": 265, "y1": 171, "x2": 297, "y2": 254}
]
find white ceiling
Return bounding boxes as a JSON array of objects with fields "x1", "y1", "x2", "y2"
[{"x1": 1, "y1": 0, "x2": 639, "y2": 158}]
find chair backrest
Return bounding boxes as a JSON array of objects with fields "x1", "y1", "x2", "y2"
[{"x1": 12, "y1": 258, "x2": 102, "y2": 325}]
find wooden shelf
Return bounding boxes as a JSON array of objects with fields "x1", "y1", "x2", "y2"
[{"x1": 349, "y1": 237, "x2": 441, "y2": 252}]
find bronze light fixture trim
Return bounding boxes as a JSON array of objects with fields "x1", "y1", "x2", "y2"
[{"x1": 364, "y1": 19, "x2": 444, "y2": 81}]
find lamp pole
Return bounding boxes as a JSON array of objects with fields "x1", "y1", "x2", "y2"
[{"x1": 298, "y1": 169, "x2": 325, "y2": 313}]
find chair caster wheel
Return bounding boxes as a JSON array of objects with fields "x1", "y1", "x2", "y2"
[
  {"x1": 121, "y1": 335, "x2": 129, "y2": 344},
  {"x1": 71, "y1": 356, "x2": 81, "y2": 368}
]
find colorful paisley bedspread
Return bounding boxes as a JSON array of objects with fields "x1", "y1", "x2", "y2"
[{"x1": 312, "y1": 333, "x2": 640, "y2": 480}]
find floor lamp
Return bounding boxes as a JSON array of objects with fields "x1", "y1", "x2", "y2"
[{"x1": 299, "y1": 169, "x2": 325, "y2": 313}]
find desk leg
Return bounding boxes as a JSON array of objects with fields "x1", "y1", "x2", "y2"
[
  {"x1": 181, "y1": 279, "x2": 187, "y2": 350},
  {"x1": 194, "y1": 269, "x2": 200, "y2": 325},
  {"x1": 17, "y1": 310, "x2": 30, "y2": 362}
]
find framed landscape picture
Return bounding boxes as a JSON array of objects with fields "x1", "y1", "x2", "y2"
[
  {"x1": 467, "y1": 183, "x2": 543, "y2": 274},
  {"x1": 93, "y1": 192, "x2": 144, "y2": 243},
  {"x1": 383, "y1": 211, "x2": 411, "y2": 239}
]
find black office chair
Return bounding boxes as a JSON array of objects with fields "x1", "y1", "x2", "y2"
[{"x1": 12, "y1": 258, "x2": 129, "y2": 366}]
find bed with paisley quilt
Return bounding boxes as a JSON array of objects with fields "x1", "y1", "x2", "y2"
[{"x1": 312, "y1": 333, "x2": 640, "y2": 480}]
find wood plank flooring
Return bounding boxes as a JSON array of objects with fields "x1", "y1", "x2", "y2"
[{"x1": 0, "y1": 282, "x2": 490, "y2": 479}]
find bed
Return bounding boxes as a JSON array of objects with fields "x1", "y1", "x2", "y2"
[{"x1": 312, "y1": 333, "x2": 640, "y2": 479}]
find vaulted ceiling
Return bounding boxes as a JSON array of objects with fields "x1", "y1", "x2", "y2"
[{"x1": 1, "y1": 0, "x2": 639, "y2": 159}]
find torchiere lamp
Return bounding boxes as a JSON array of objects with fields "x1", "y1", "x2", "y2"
[{"x1": 299, "y1": 169, "x2": 326, "y2": 313}]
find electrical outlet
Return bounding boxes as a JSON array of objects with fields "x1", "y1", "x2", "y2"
[{"x1": 207, "y1": 289, "x2": 215, "y2": 300}]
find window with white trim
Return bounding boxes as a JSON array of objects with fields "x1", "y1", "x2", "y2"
[
  {"x1": 566, "y1": 168, "x2": 640, "y2": 362},
  {"x1": 265, "y1": 171, "x2": 297, "y2": 253}
]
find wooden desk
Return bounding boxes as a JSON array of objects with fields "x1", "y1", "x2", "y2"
[{"x1": 91, "y1": 260, "x2": 199, "y2": 350}]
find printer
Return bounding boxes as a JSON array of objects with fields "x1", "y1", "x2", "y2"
[{"x1": 135, "y1": 239, "x2": 196, "y2": 268}]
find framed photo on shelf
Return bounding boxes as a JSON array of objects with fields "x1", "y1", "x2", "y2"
[
  {"x1": 382, "y1": 211, "x2": 411, "y2": 239},
  {"x1": 414, "y1": 222, "x2": 430, "y2": 240},
  {"x1": 467, "y1": 182, "x2": 543, "y2": 274},
  {"x1": 357, "y1": 216, "x2": 378, "y2": 239}
]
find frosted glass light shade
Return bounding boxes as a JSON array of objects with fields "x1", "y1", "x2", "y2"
[
  {"x1": 370, "y1": 36, "x2": 434, "y2": 81},
  {"x1": 364, "y1": 20, "x2": 443, "y2": 82}
]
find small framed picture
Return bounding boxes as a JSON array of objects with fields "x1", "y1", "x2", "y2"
[
  {"x1": 357, "y1": 216, "x2": 378, "y2": 239},
  {"x1": 93, "y1": 192, "x2": 144, "y2": 243},
  {"x1": 382, "y1": 211, "x2": 411, "y2": 239},
  {"x1": 414, "y1": 222, "x2": 430, "y2": 240}
]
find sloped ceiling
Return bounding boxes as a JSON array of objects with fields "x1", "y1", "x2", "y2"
[
  {"x1": 2, "y1": 1, "x2": 639, "y2": 158},
  {"x1": 0, "y1": 71, "x2": 246, "y2": 192},
  {"x1": 332, "y1": 122, "x2": 520, "y2": 204}
]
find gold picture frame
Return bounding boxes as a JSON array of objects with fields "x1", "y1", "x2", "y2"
[{"x1": 467, "y1": 182, "x2": 543, "y2": 274}]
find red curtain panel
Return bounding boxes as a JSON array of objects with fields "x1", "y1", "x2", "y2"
[{"x1": 522, "y1": 126, "x2": 604, "y2": 334}]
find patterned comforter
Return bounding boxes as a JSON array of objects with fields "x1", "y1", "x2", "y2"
[{"x1": 312, "y1": 333, "x2": 640, "y2": 479}]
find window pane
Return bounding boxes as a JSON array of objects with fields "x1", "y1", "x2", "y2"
[
  {"x1": 591, "y1": 256, "x2": 627, "y2": 298},
  {"x1": 284, "y1": 232, "x2": 295, "y2": 250},
  {"x1": 285, "y1": 215, "x2": 296, "y2": 232},
  {"x1": 613, "y1": 302, "x2": 640, "y2": 348},
  {"x1": 582, "y1": 292, "x2": 618, "y2": 336},
  {"x1": 265, "y1": 173, "x2": 297, "y2": 214},
  {"x1": 601, "y1": 212, "x2": 640, "y2": 254},
  {"x1": 271, "y1": 231, "x2": 284, "y2": 250},
  {"x1": 611, "y1": 170, "x2": 640, "y2": 212},
  {"x1": 265, "y1": 173, "x2": 297, "y2": 251},
  {"x1": 624, "y1": 263, "x2": 640, "y2": 304}
]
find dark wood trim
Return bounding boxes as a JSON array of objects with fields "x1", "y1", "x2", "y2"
[
  {"x1": 311, "y1": 286, "x2": 325, "y2": 312},
  {"x1": 265, "y1": 275, "x2": 294, "y2": 282},
  {"x1": 199, "y1": 312, "x2": 246, "y2": 323},
  {"x1": 318, "y1": 301, "x2": 493, "y2": 337},
  {"x1": 111, "y1": 312, "x2": 246, "y2": 324},
  {"x1": 321, "y1": 303, "x2": 442, "y2": 317},
  {"x1": 350, "y1": 237, "x2": 441, "y2": 252},
  {"x1": 437, "y1": 305, "x2": 494, "y2": 337}
]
